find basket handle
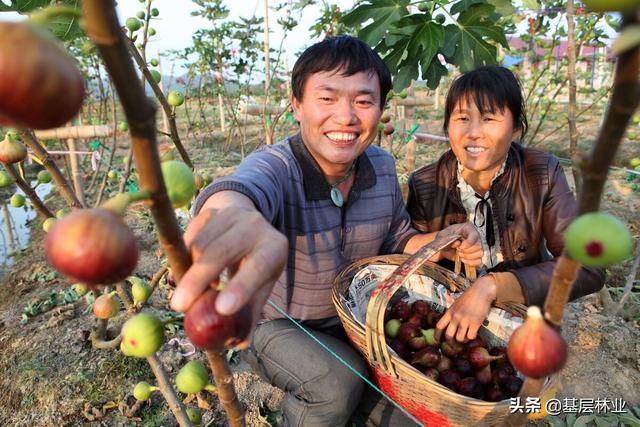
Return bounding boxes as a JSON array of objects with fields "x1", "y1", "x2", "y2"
[
  {"x1": 454, "y1": 252, "x2": 477, "y2": 281},
  {"x1": 364, "y1": 232, "x2": 462, "y2": 377}
]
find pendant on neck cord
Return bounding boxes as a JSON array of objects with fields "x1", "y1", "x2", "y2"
[{"x1": 330, "y1": 187, "x2": 344, "y2": 207}]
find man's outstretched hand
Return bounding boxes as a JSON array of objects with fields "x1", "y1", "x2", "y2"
[{"x1": 170, "y1": 193, "x2": 288, "y2": 348}]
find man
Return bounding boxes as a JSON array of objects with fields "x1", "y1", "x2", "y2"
[{"x1": 171, "y1": 36, "x2": 482, "y2": 426}]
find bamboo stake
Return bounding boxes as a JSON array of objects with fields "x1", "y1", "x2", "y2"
[
  {"x1": 34, "y1": 125, "x2": 113, "y2": 139},
  {"x1": 3, "y1": 163, "x2": 53, "y2": 219},
  {"x1": 66, "y1": 124, "x2": 86, "y2": 206}
]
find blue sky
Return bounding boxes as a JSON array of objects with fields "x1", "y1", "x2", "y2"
[{"x1": 115, "y1": 0, "x2": 355, "y2": 72}]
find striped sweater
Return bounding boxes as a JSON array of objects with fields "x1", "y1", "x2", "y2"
[{"x1": 194, "y1": 133, "x2": 417, "y2": 321}]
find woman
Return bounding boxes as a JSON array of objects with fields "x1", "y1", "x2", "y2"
[{"x1": 407, "y1": 65, "x2": 604, "y2": 343}]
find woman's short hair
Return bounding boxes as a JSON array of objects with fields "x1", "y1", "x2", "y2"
[
  {"x1": 443, "y1": 66, "x2": 528, "y2": 139},
  {"x1": 291, "y1": 36, "x2": 392, "y2": 109}
]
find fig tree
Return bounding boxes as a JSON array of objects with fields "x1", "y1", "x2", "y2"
[
  {"x1": 0, "y1": 22, "x2": 85, "y2": 129},
  {"x1": 565, "y1": 212, "x2": 632, "y2": 267},
  {"x1": 121, "y1": 312, "x2": 165, "y2": 358},
  {"x1": 45, "y1": 208, "x2": 139, "y2": 286},
  {"x1": 161, "y1": 160, "x2": 196, "y2": 208}
]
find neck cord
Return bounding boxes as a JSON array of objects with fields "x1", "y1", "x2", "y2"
[{"x1": 328, "y1": 161, "x2": 356, "y2": 208}]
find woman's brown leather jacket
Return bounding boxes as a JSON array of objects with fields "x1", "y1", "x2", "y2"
[{"x1": 407, "y1": 143, "x2": 605, "y2": 306}]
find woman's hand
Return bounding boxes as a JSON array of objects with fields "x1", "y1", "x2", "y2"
[
  {"x1": 438, "y1": 222, "x2": 484, "y2": 266},
  {"x1": 435, "y1": 275, "x2": 497, "y2": 343}
]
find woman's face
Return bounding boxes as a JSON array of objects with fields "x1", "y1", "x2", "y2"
[{"x1": 447, "y1": 97, "x2": 521, "y2": 176}]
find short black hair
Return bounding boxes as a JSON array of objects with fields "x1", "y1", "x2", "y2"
[
  {"x1": 443, "y1": 66, "x2": 528, "y2": 139},
  {"x1": 291, "y1": 36, "x2": 391, "y2": 109}
]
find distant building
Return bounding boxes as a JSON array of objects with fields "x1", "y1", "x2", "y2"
[{"x1": 505, "y1": 36, "x2": 613, "y2": 90}]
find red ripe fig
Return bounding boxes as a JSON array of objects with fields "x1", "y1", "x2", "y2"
[
  {"x1": 501, "y1": 376, "x2": 523, "y2": 398},
  {"x1": 184, "y1": 289, "x2": 252, "y2": 351},
  {"x1": 468, "y1": 346, "x2": 502, "y2": 369},
  {"x1": 459, "y1": 377, "x2": 483, "y2": 399},
  {"x1": 397, "y1": 322, "x2": 420, "y2": 343},
  {"x1": 45, "y1": 208, "x2": 139, "y2": 286},
  {"x1": 420, "y1": 367, "x2": 439, "y2": 381},
  {"x1": 0, "y1": 133, "x2": 27, "y2": 164},
  {"x1": 0, "y1": 22, "x2": 85, "y2": 129},
  {"x1": 453, "y1": 357, "x2": 473, "y2": 377},
  {"x1": 93, "y1": 292, "x2": 120, "y2": 319},
  {"x1": 166, "y1": 269, "x2": 176, "y2": 287},
  {"x1": 410, "y1": 346, "x2": 440, "y2": 367},
  {"x1": 465, "y1": 336, "x2": 486, "y2": 350},
  {"x1": 411, "y1": 300, "x2": 431, "y2": 316},
  {"x1": 405, "y1": 313, "x2": 422, "y2": 326},
  {"x1": 507, "y1": 306, "x2": 567, "y2": 378},
  {"x1": 389, "y1": 338, "x2": 407, "y2": 358},
  {"x1": 493, "y1": 365, "x2": 515, "y2": 387},
  {"x1": 441, "y1": 340, "x2": 465, "y2": 358},
  {"x1": 485, "y1": 385, "x2": 506, "y2": 402},
  {"x1": 438, "y1": 369, "x2": 461, "y2": 392},
  {"x1": 426, "y1": 310, "x2": 443, "y2": 328},
  {"x1": 382, "y1": 122, "x2": 394, "y2": 136},
  {"x1": 436, "y1": 355, "x2": 452, "y2": 372},
  {"x1": 407, "y1": 335, "x2": 427, "y2": 351},
  {"x1": 391, "y1": 300, "x2": 411, "y2": 321},
  {"x1": 475, "y1": 364, "x2": 492, "y2": 385}
]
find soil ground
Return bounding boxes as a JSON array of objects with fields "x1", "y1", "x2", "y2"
[{"x1": 0, "y1": 110, "x2": 639, "y2": 427}]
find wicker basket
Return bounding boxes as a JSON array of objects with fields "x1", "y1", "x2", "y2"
[{"x1": 331, "y1": 234, "x2": 558, "y2": 427}]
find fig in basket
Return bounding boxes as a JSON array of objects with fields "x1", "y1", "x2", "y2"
[{"x1": 390, "y1": 300, "x2": 411, "y2": 321}]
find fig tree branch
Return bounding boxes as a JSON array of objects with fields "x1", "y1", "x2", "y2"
[
  {"x1": 124, "y1": 36, "x2": 193, "y2": 169},
  {"x1": 20, "y1": 130, "x2": 84, "y2": 209},
  {"x1": 82, "y1": 2, "x2": 244, "y2": 425},
  {"x1": 2, "y1": 163, "x2": 53, "y2": 219}
]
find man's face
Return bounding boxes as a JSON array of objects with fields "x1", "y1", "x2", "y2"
[{"x1": 291, "y1": 69, "x2": 382, "y2": 176}]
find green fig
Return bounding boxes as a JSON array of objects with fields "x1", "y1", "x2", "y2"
[
  {"x1": 133, "y1": 381, "x2": 158, "y2": 401},
  {"x1": 129, "y1": 276, "x2": 152, "y2": 305},
  {"x1": 121, "y1": 313, "x2": 164, "y2": 358},
  {"x1": 161, "y1": 160, "x2": 196, "y2": 208},
  {"x1": 37, "y1": 170, "x2": 52, "y2": 184},
  {"x1": 175, "y1": 360, "x2": 210, "y2": 394},
  {"x1": 565, "y1": 212, "x2": 633, "y2": 267}
]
